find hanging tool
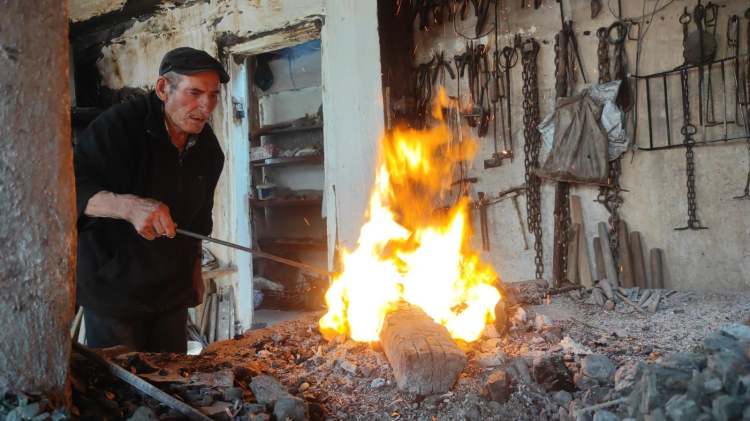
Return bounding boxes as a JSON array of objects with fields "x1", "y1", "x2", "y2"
[
  {"x1": 498, "y1": 187, "x2": 529, "y2": 251},
  {"x1": 176, "y1": 228, "x2": 337, "y2": 277},
  {"x1": 675, "y1": 8, "x2": 708, "y2": 230},
  {"x1": 734, "y1": 8, "x2": 750, "y2": 199},
  {"x1": 478, "y1": 192, "x2": 490, "y2": 251},
  {"x1": 499, "y1": 46, "x2": 518, "y2": 162}
]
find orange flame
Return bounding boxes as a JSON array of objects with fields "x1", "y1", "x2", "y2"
[{"x1": 319, "y1": 90, "x2": 501, "y2": 343}]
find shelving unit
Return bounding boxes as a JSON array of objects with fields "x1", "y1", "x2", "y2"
[
  {"x1": 251, "y1": 154, "x2": 324, "y2": 167},
  {"x1": 251, "y1": 124, "x2": 323, "y2": 140},
  {"x1": 251, "y1": 198, "x2": 323, "y2": 208},
  {"x1": 247, "y1": 40, "x2": 328, "y2": 314}
]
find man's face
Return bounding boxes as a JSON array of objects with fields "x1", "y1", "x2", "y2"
[{"x1": 162, "y1": 71, "x2": 221, "y2": 134}]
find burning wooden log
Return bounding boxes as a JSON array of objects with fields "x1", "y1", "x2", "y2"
[{"x1": 378, "y1": 302, "x2": 468, "y2": 394}]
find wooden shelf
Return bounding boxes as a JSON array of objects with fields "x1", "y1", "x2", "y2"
[
  {"x1": 252, "y1": 198, "x2": 323, "y2": 208},
  {"x1": 258, "y1": 238, "x2": 327, "y2": 251},
  {"x1": 202, "y1": 267, "x2": 237, "y2": 280},
  {"x1": 252, "y1": 154, "x2": 324, "y2": 167},
  {"x1": 251, "y1": 124, "x2": 323, "y2": 140}
]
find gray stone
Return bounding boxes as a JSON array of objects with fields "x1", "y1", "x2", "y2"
[
  {"x1": 340, "y1": 361, "x2": 357, "y2": 375},
  {"x1": 243, "y1": 403, "x2": 265, "y2": 415},
  {"x1": 720, "y1": 324, "x2": 750, "y2": 341},
  {"x1": 582, "y1": 354, "x2": 616, "y2": 384},
  {"x1": 604, "y1": 300, "x2": 615, "y2": 311},
  {"x1": 582, "y1": 386, "x2": 610, "y2": 406},
  {"x1": 371, "y1": 378, "x2": 386, "y2": 389},
  {"x1": 223, "y1": 387, "x2": 243, "y2": 402},
  {"x1": 488, "y1": 401, "x2": 503, "y2": 412},
  {"x1": 50, "y1": 408, "x2": 69, "y2": 421},
  {"x1": 702, "y1": 333, "x2": 739, "y2": 354},
  {"x1": 20, "y1": 403, "x2": 41, "y2": 421},
  {"x1": 465, "y1": 407, "x2": 481, "y2": 421},
  {"x1": 712, "y1": 395, "x2": 742, "y2": 421},
  {"x1": 513, "y1": 358, "x2": 533, "y2": 385},
  {"x1": 615, "y1": 361, "x2": 646, "y2": 395},
  {"x1": 568, "y1": 400, "x2": 592, "y2": 421},
  {"x1": 31, "y1": 415, "x2": 51, "y2": 421},
  {"x1": 273, "y1": 396, "x2": 309, "y2": 421},
  {"x1": 592, "y1": 410, "x2": 621, "y2": 421},
  {"x1": 127, "y1": 407, "x2": 158, "y2": 421},
  {"x1": 535, "y1": 313, "x2": 554, "y2": 330},
  {"x1": 704, "y1": 377, "x2": 723, "y2": 394},
  {"x1": 743, "y1": 406, "x2": 750, "y2": 420},
  {"x1": 554, "y1": 390, "x2": 573, "y2": 406},
  {"x1": 249, "y1": 376, "x2": 291, "y2": 405},
  {"x1": 488, "y1": 371, "x2": 515, "y2": 404},
  {"x1": 642, "y1": 408, "x2": 667, "y2": 421},
  {"x1": 574, "y1": 373, "x2": 600, "y2": 390},
  {"x1": 533, "y1": 355, "x2": 576, "y2": 392},
  {"x1": 708, "y1": 350, "x2": 748, "y2": 388},
  {"x1": 633, "y1": 366, "x2": 693, "y2": 414},
  {"x1": 657, "y1": 353, "x2": 707, "y2": 371},
  {"x1": 665, "y1": 394, "x2": 699, "y2": 421}
]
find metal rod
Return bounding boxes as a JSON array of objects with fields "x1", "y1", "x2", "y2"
[
  {"x1": 721, "y1": 60, "x2": 728, "y2": 139},
  {"x1": 72, "y1": 341, "x2": 212, "y2": 421},
  {"x1": 646, "y1": 78, "x2": 653, "y2": 149},
  {"x1": 663, "y1": 74, "x2": 671, "y2": 146},
  {"x1": 176, "y1": 228, "x2": 336, "y2": 277}
]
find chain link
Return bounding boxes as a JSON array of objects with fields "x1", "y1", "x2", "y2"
[
  {"x1": 597, "y1": 31, "x2": 611, "y2": 84},
  {"x1": 522, "y1": 38, "x2": 544, "y2": 280},
  {"x1": 552, "y1": 32, "x2": 571, "y2": 281},
  {"x1": 676, "y1": 13, "x2": 706, "y2": 230}
]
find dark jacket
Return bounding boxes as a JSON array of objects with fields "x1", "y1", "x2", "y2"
[{"x1": 74, "y1": 91, "x2": 225, "y2": 317}]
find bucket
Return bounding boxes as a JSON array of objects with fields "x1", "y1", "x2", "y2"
[
  {"x1": 187, "y1": 341, "x2": 203, "y2": 355},
  {"x1": 256, "y1": 182, "x2": 276, "y2": 200}
]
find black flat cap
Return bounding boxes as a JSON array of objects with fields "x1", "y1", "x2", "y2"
[{"x1": 159, "y1": 47, "x2": 230, "y2": 83}]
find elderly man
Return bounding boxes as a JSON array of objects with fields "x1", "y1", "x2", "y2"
[{"x1": 74, "y1": 47, "x2": 228, "y2": 352}]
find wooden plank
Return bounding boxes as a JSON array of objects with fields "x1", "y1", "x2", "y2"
[
  {"x1": 597, "y1": 222, "x2": 620, "y2": 287},
  {"x1": 593, "y1": 237, "x2": 606, "y2": 281},
  {"x1": 569, "y1": 196, "x2": 593, "y2": 287},
  {"x1": 630, "y1": 231, "x2": 648, "y2": 289},
  {"x1": 650, "y1": 248, "x2": 664, "y2": 289},
  {"x1": 199, "y1": 295, "x2": 213, "y2": 339},
  {"x1": 617, "y1": 221, "x2": 636, "y2": 288},
  {"x1": 78, "y1": 315, "x2": 86, "y2": 345},
  {"x1": 208, "y1": 294, "x2": 219, "y2": 344},
  {"x1": 202, "y1": 267, "x2": 237, "y2": 281},
  {"x1": 71, "y1": 306, "x2": 84, "y2": 338},
  {"x1": 378, "y1": 302, "x2": 468, "y2": 394},
  {"x1": 216, "y1": 290, "x2": 231, "y2": 342},
  {"x1": 565, "y1": 224, "x2": 580, "y2": 284}
]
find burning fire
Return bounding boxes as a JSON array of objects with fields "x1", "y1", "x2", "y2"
[{"x1": 319, "y1": 91, "x2": 501, "y2": 343}]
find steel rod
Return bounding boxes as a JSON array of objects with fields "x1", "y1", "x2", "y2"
[
  {"x1": 663, "y1": 74, "x2": 671, "y2": 146},
  {"x1": 176, "y1": 228, "x2": 336, "y2": 277},
  {"x1": 72, "y1": 341, "x2": 212, "y2": 421}
]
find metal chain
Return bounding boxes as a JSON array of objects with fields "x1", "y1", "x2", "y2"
[
  {"x1": 597, "y1": 30, "x2": 611, "y2": 84},
  {"x1": 552, "y1": 32, "x2": 571, "y2": 280},
  {"x1": 676, "y1": 12, "x2": 706, "y2": 230},
  {"x1": 522, "y1": 38, "x2": 544, "y2": 280},
  {"x1": 554, "y1": 34, "x2": 568, "y2": 100},
  {"x1": 606, "y1": 158, "x2": 622, "y2": 266}
]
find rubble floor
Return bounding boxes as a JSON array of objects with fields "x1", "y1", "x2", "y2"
[
  {"x1": 168, "y1": 289, "x2": 750, "y2": 420},
  {"x1": 8, "y1": 289, "x2": 746, "y2": 421}
]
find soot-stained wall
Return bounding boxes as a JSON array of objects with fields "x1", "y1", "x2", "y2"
[{"x1": 408, "y1": 0, "x2": 750, "y2": 291}]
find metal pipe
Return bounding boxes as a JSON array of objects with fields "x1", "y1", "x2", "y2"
[
  {"x1": 72, "y1": 341, "x2": 212, "y2": 421},
  {"x1": 176, "y1": 228, "x2": 336, "y2": 277}
]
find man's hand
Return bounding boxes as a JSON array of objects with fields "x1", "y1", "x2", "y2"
[
  {"x1": 125, "y1": 197, "x2": 176, "y2": 240},
  {"x1": 84, "y1": 191, "x2": 176, "y2": 240}
]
